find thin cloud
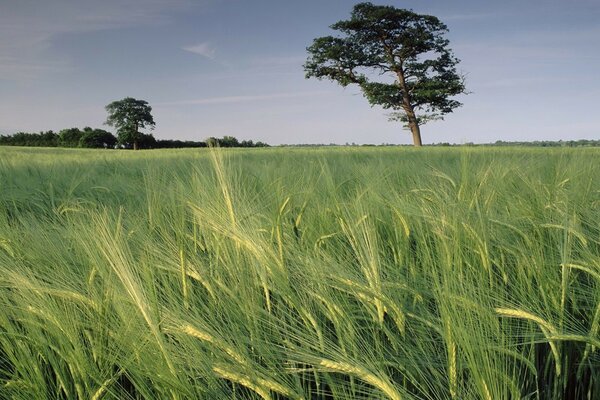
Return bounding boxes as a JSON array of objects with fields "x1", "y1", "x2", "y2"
[
  {"x1": 182, "y1": 42, "x2": 216, "y2": 59},
  {"x1": 0, "y1": 0, "x2": 197, "y2": 80},
  {"x1": 0, "y1": 56, "x2": 71, "y2": 81},
  {"x1": 155, "y1": 91, "x2": 331, "y2": 106}
]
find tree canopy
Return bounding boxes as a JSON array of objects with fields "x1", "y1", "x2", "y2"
[
  {"x1": 79, "y1": 127, "x2": 118, "y2": 148},
  {"x1": 105, "y1": 97, "x2": 155, "y2": 150},
  {"x1": 58, "y1": 128, "x2": 84, "y2": 147},
  {"x1": 305, "y1": 2, "x2": 466, "y2": 146}
]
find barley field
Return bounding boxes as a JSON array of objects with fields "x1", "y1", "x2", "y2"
[{"x1": 0, "y1": 146, "x2": 599, "y2": 399}]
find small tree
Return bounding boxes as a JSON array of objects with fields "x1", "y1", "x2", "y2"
[
  {"x1": 305, "y1": 2, "x2": 466, "y2": 146},
  {"x1": 105, "y1": 97, "x2": 155, "y2": 150}
]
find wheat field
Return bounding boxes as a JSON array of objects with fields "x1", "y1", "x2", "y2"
[{"x1": 0, "y1": 146, "x2": 599, "y2": 399}]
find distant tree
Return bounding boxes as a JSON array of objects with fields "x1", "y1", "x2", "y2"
[
  {"x1": 305, "y1": 2, "x2": 466, "y2": 146},
  {"x1": 1, "y1": 131, "x2": 270, "y2": 149},
  {"x1": 205, "y1": 137, "x2": 219, "y2": 147},
  {"x1": 155, "y1": 139, "x2": 207, "y2": 148},
  {"x1": 79, "y1": 128, "x2": 117, "y2": 148},
  {"x1": 59, "y1": 128, "x2": 83, "y2": 147},
  {"x1": 105, "y1": 97, "x2": 155, "y2": 150},
  {"x1": 41, "y1": 131, "x2": 59, "y2": 147},
  {"x1": 8, "y1": 130, "x2": 60, "y2": 147},
  {"x1": 137, "y1": 133, "x2": 157, "y2": 149},
  {"x1": 219, "y1": 136, "x2": 240, "y2": 147},
  {"x1": 203, "y1": 136, "x2": 268, "y2": 148}
]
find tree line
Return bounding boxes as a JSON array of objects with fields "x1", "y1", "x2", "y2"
[
  {"x1": 0, "y1": 129, "x2": 268, "y2": 149},
  {"x1": 0, "y1": 128, "x2": 115, "y2": 148},
  {"x1": 490, "y1": 139, "x2": 600, "y2": 147}
]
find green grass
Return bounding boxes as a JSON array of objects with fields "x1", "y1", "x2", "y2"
[{"x1": 0, "y1": 145, "x2": 599, "y2": 399}]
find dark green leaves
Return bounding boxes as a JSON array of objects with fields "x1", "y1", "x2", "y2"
[
  {"x1": 105, "y1": 97, "x2": 155, "y2": 148},
  {"x1": 304, "y1": 2, "x2": 466, "y2": 133},
  {"x1": 305, "y1": 36, "x2": 369, "y2": 86}
]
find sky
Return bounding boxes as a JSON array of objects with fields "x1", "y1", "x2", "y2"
[{"x1": 1, "y1": 0, "x2": 599, "y2": 145}]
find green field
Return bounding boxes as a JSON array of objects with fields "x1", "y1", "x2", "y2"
[{"x1": 1, "y1": 146, "x2": 599, "y2": 399}]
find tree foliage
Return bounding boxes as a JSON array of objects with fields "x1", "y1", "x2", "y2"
[
  {"x1": 105, "y1": 97, "x2": 155, "y2": 150},
  {"x1": 0, "y1": 131, "x2": 269, "y2": 149},
  {"x1": 0, "y1": 131, "x2": 59, "y2": 147},
  {"x1": 205, "y1": 136, "x2": 269, "y2": 148},
  {"x1": 58, "y1": 128, "x2": 84, "y2": 147},
  {"x1": 79, "y1": 127, "x2": 118, "y2": 148},
  {"x1": 305, "y1": 2, "x2": 466, "y2": 145}
]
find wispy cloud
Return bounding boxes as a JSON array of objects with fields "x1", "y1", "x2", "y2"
[
  {"x1": 0, "y1": 56, "x2": 71, "y2": 81},
  {"x1": 155, "y1": 91, "x2": 331, "y2": 106},
  {"x1": 182, "y1": 42, "x2": 216, "y2": 59},
  {"x1": 0, "y1": 0, "x2": 197, "y2": 80}
]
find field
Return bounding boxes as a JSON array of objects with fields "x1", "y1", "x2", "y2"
[{"x1": 0, "y1": 145, "x2": 599, "y2": 399}]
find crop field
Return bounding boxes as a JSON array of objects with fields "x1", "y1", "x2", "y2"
[{"x1": 0, "y1": 146, "x2": 599, "y2": 399}]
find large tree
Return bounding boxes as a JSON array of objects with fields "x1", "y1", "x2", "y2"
[
  {"x1": 105, "y1": 97, "x2": 155, "y2": 150},
  {"x1": 304, "y1": 2, "x2": 466, "y2": 146}
]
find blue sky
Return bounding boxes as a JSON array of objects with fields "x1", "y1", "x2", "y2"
[{"x1": 1, "y1": 0, "x2": 599, "y2": 145}]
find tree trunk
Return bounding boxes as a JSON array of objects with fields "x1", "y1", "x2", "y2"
[
  {"x1": 394, "y1": 68, "x2": 423, "y2": 147},
  {"x1": 406, "y1": 111, "x2": 423, "y2": 147},
  {"x1": 134, "y1": 122, "x2": 139, "y2": 150}
]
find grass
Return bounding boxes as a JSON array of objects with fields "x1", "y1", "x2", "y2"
[{"x1": 0, "y1": 145, "x2": 599, "y2": 399}]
